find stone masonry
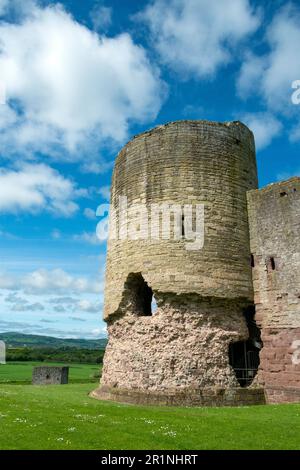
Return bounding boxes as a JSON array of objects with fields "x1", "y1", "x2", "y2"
[
  {"x1": 91, "y1": 120, "x2": 300, "y2": 406},
  {"x1": 247, "y1": 178, "x2": 300, "y2": 403},
  {"x1": 32, "y1": 366, "x2": 69, "y2": 385}
]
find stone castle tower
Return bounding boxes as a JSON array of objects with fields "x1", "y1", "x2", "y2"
[{"x1": 92, "y1": 120, "x2": 300, "y2": 406}]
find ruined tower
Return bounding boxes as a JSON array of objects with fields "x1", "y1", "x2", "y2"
[
  {"x1": 92, "y1": 120, "x2": 266, "y2": 406},
  {"x1": 248, "y1": 178, "x2": 300, "y2": 403}
]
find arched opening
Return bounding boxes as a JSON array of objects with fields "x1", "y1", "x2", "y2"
[
  {"x1": 125, "y1": 273, "x2": 155, "y2": 316},
  {"x1": 229, "y1": 306, "x2": 262, "y2": 387}
]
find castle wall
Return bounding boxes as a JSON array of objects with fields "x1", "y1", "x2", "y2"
[
  {"x1": 93, "y1": 120, "x2": 262, "y2": 406},
  {"x1": 247, "y1": 178, "x2": 300, "y2": 403}
]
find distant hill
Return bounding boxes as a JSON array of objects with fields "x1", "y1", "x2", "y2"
[{"x1": 0, "y1": 332, "x2": 107, "y2": 350}]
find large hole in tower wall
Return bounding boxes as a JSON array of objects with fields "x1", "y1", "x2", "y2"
[
  {"x1": 229, "y1": 306, "x2": 263, "y2": 387},
  {"x1": 125, "y1": 273, "x2": 155, "y2": 317}
]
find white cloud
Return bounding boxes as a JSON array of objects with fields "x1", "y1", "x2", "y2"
[
  {"x1": 238, "y1": 5, "x2": 300, "y2": 110},
  {"x1": 237, "y1": 5, "x2": 300, "y2": 143},
  {"x1": 0, "y1": 164, "x2": 79, "y2": 216},
  {"x1": 53, "y1": 305, "x2": 65, "y2": 313},
  {"x1": 241, "y1": 112, "x2": 283, "y2": 150},
  {"x1": 84, "y1": 208, "x2": 96, "y2": 220},
  {"x1": 237, "y1": 52, "x2": 266, "y2": 98},
  {"x1": 5, "y1": 293, "x2": 27, "y2": 303},
  {"x1": 0, "y1": 1, "x2": 165, "y2": 161},
  {"x1": 137, "y1": 0, "x2": 260, "y2": 78},
  {"x1": 21, "y1": 268, "x2": 103, "y2": 295},
  {"x1": 73, "y1": 231, "x2": 100, "y2": 245},
  {"x1": 90, "y1": 2, "x2": 112, "y2": 32},
  {"x1": 99, "y1": 185, "x2": 110, "y2": 201},
  {"x1": 48, "y1": 295, "x2": 102, "y2": 313},
  {"x1": 91, "y1": 327, "x2": 107, "y2": 337},
  {"x1": 80, "y1": 160, "x2": 113, "y2": 175},
  {"x1": 76, "y1": 299, "x2": 102, "y2": 313},
  {"x1": 11, "y1": 301, "x2": 44, "y2": 312},
  {"x1": 49, "y1": 296, "x2": 78, "y2": 305}
]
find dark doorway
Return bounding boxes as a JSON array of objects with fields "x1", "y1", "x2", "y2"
[
  {"x1": 229, "y1": 340, "x2": 260, "y2": 387},
  {"x1": 229, "y1": 306, "x2": 262, "y2": 387}
]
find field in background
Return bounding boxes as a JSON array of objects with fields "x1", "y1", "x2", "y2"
[
  {"x1": 0, "y1": 383, "x2": 300, "y2": 450},
  {"x1": 0, "y1": 362, "x2": 101, "y2": 384}
]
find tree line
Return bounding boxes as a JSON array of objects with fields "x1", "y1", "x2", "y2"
[{"x1": 6, "y1": 347, "x2": 104, "y2": 364}]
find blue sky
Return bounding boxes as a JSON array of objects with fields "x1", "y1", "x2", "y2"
[{"x1": 0, "y1": 0, "x2": 299, "y2": 338}]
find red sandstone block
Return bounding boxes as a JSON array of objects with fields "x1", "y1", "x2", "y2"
[
  {"x1": 284, "y1": 365, "x2": 300, "y2": 372},
  {"x1": 282, "y1": 373, "x2": 300, "y2": 382},
  {"x1": 264, "y1": 352, "x2": 276, "y2": 360},
  {"x1": 275, "y1": 348, "x2": 288, "y2": 355}
]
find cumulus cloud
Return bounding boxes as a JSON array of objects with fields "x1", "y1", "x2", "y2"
[
  {"x1": 53, "y1": 305, "x2": 66, "y2": 313},
  {"x1": 237, "y1": 52, "x2": 266, "y2": 99},
  {"x1": 47, "y1": 296, "x2": 102, "y2": 313},
  {"x1": 91, "y1": 327, "x2": 107, "y2": 337},
  {"x1": 80, "y1": 160, "x2": 113, "y2": 175},
  {"x1": 11, "y1": 301, "x2": 45, "y2": 312},
  {"x1": 0, "y1": 269, "x2": 103, "y2": 295},
  {"x1": 76, "y1": 299, "x2": 102, "y2": 314},
  {"x1": 48, "y1": 296, "x2": 78, "y2": 305},
  {"x1": 4, "y1": 293, "x2": 27, "y2": 303},
  {"x1": 241, "y1": 112, "x2": 283, "y2": 150},
  {"x1": 21, "y1": 268, "x2": 102, "y2": 295},
  {"x1": 99, "y1": 185, "x2": 111, "y2": 201},
  {"x1": 0, "y1": 164, "x2": 80, "y2": 216},
  {"x1": 73, "y1": 231, "x2": 100, "y2": 245},
  {"x1": 137, "y1": 0, "x2": 260, "y2": 78},
  {"x1": 238, "y1": 6, "x2": 300, "y2": 108},
  {"x1": 0, "y1": 1, "x2": 165, "y2": 161},
  {"x1": 237, "y1": 5, "x2": 300, "y2": 144},
  {"x1": 84, "y1": 208, "x2": 96, "y2": 220},
  {"x1": 4, "y1": 292, "x2": 46, "y2": 312}
]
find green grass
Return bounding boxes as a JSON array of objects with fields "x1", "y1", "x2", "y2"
[
  {"x1": 0, "y1": 382, "x2": 300, "y2": 450},
  {"x1": 0, "y1": 362, "x2": 101, "y2": 384}
]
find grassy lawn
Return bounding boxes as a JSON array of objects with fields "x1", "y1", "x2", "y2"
[
  {"x1": 0, "y1": 362, "x2": 101, "y2": 384},
  {"x1": 0, "y1": 382, "x2": 300, "y2": 450}
]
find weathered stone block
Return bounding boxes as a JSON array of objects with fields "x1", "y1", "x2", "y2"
[{"x1": 32, "y1": 366, "x2": 69, "y2": 385}]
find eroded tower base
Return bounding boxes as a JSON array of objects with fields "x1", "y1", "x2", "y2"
[{"x1": 92, "y1": 287, "x2": 265, "y2": 407}]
